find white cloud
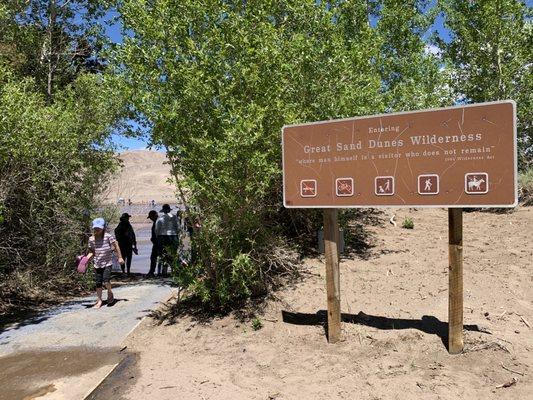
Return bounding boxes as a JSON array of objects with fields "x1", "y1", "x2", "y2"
[{"x1": 424, "y1": 44, "x2": 442, "y2": 56}]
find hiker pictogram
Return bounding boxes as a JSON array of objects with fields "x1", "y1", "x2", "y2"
[
  {"x1": 300, "y1": 179, "x2": 317, "y2": 197},
  {"x1": 336, "y1": 178, "x2": 354, "y2": 197},
  {"x1": 465, "y1": 173, "x2": 488, "y2": 194},
  {"x1": 375, "y1": 176, "x2": 395, "y2": 196},
  {"x1": 418, "y1": 174, "x2": 439, "y2": 195}
]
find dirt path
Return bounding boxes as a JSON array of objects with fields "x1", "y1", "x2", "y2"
[
  {"x1": 0, "y1": 280, "x2": 176, "y2": 400},
  {"x1": 92, "y1": 207, "x2": 532, "y2": 400}
]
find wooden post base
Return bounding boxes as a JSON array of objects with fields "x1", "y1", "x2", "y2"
[
  {"x1": 448, "y1": 208, "x2": 463, "y2": 354},
  {"x1": 323, "y1": 208, "x2": 341, "y2": 343}
]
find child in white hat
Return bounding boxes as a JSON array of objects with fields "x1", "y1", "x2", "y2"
[{"x1": 87, "y1": 218, "x2": 124, "y2": 308}]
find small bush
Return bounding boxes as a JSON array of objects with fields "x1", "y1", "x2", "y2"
[
  {"x1": 518, "y1": 168, "x2": 533, "y2": 206},
  {"x1": 402, "y1": 217, "x2": 414, "y2": 229},
  {"x1": 251, "y1": 317, "x2": 263, "y2": 331}
]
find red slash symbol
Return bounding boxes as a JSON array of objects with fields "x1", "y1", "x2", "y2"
[
  {"x1": 300, "y1": 180, "x2": 317, "y2": 197},
  {"x1": 336, "y1": 178, "x2": 354, "y2": 197}
]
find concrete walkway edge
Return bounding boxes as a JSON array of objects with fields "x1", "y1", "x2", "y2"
[{"x1": 83, "y1": 291, "x2": 177, "y2": 400}]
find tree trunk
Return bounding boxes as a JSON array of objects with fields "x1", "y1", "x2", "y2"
[
  {"x1": 495, "y1": 0, "x2": 503, "y2": 99},
  {"x1": 46, "y1": 0, "x2": 57, "y2": 104}
]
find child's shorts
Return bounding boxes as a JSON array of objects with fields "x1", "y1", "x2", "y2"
[{"x1": 94, "y1": 265, "x2": 112, "y2": 288}]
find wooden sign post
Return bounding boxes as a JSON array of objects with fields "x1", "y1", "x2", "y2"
[
  {"x1": 282, "y1": 101, "x2": 516, "y2": 352},
  {"x1": 448, "y1": 208, "x2": 463, "y2": 353},
  {"x1": 323, "y1": 208, "x2": 341, "y2": 343}
]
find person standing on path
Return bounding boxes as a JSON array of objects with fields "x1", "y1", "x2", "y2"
[
  {"x1": 146, "y1": 210, "x2": 160, "y2": 278},
  {"x1": 114, "y1": 213, "x2": 138, "y2": 275},
  {"x1": 87, "y1": 218, "x2": 124, "y2": 308},
  {"x1": 155, "y1": 204, "x2": 180, "y2": 277}
]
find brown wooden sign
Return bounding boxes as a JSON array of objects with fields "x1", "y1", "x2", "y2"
[{"x1": 282, "y1": 101, "x2": 517, "y2": 208}]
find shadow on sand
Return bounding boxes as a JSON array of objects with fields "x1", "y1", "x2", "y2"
[{"x1": 282, "y1": 310, "x2": 491, "y2": 350}]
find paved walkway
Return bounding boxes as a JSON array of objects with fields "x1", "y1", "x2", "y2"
[
  {"x1": 0, "y1": 221, "x2": 183, "y2": 399},
  {"x1": 0, "y1": 282, "x2": 174, "y2": 355},
  {"x1": 0, "y1": 277, "x2": 176, "y2": 400}
]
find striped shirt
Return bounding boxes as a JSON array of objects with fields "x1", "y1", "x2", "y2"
[{"x1": 88, "y1": 233, "x2": 116, "y2": 269}]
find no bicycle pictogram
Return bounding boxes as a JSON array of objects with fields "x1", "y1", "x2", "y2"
[{"x1": 336, "y1": 178, "x2": 354, "y2": 197}]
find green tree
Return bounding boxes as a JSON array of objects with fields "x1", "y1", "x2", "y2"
[
  {"x1": 0, "y1": 0, "x2": 128, "y2": 314},
  {"x1": 376, "y1": 0, "x2": 452, "y2": 111},
  {"x1": 114, "y1": 0, "x2": 452, "y2": 309},
  {"x1": 436, "y1": 0, "x2": 533, "y2": 168},
  {"x1": 0, "y1": 65, "x2": 124, "y2": 314},
  {"x1": 115, "y1": 0, "x2": 378, "y2": 308},
  {"x1": 0, "y1": 0, "x2": 110, "y2": 102}
]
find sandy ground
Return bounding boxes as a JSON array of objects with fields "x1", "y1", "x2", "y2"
[{"x1": 92, "y1": 207, "x2": 532, "y2": 400}]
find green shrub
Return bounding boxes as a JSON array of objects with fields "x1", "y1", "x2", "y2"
[
  {"x1": 251, "y1": 317, "x2": 263, "y2": 331},
  {"x1": 402, "y1": 217, "x2": 414, "y2": 229},
  {"x1": 0, "y1": 68, "x2": 123, "y2": 314},
  {"x1": 116, "y1": 0, "x2": 451, "y2": 311}
]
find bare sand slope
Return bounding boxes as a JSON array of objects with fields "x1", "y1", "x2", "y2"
[
  {"x1": 94, "y1": 207, "x2": 533, "y2": 400},
  {"x1": 103, "y1": 150, "x2": 176, "y2": 204}
]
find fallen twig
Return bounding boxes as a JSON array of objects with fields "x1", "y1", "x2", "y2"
[
  {"x1": 495, "y1": 377, "x2": 517, "y2": 389},
  {"x1": 301, "y1": 270, "x2": 321, "y2": 277},
  {"x1": 389, "y1": 214, "x2": 397, "y2": 227},
  {"x1": 496, "y1": 337, "x2": 513, "y2": 345},
  {"x1": 501, "y1": 363, "x2": 525, "y2": 376},
  {"x1": 518, "y1": 315, "x2": 531, "y2": 329},
  {"x1": 465, "y1": 341, "x2": 510, "y2": 353}
]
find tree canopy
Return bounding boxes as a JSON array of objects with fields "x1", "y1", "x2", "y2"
[
  {"x1": 0, "y1": 0, "x2": 127, "y2": 315},
  {"x1": 114, "y1": 0, "x2": 453, "y2": 308},
  {"x1": 436, "y1": 0, "x2": 532, "y2": 168}
]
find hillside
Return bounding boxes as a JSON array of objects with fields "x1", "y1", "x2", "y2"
[{"x1": 103, "y1": 150, "x2": 177, "y2": 204}]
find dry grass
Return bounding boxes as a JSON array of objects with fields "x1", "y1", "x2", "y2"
[{"x1": 518, "y1": 168, "x2": 533, "y2": 206}]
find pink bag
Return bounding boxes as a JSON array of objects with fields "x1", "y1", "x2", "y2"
[{"x1": 76, "y1": 255, "x2": 90, "y2": 274}]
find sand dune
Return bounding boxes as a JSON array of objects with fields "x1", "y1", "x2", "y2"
[{"x1": 102, "y1": 150, "x2": 177, "y2": 204}]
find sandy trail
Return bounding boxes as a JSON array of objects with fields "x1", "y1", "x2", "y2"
[{"x1": 92, "y1": 207, "x2": 532, "y2": 400}]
